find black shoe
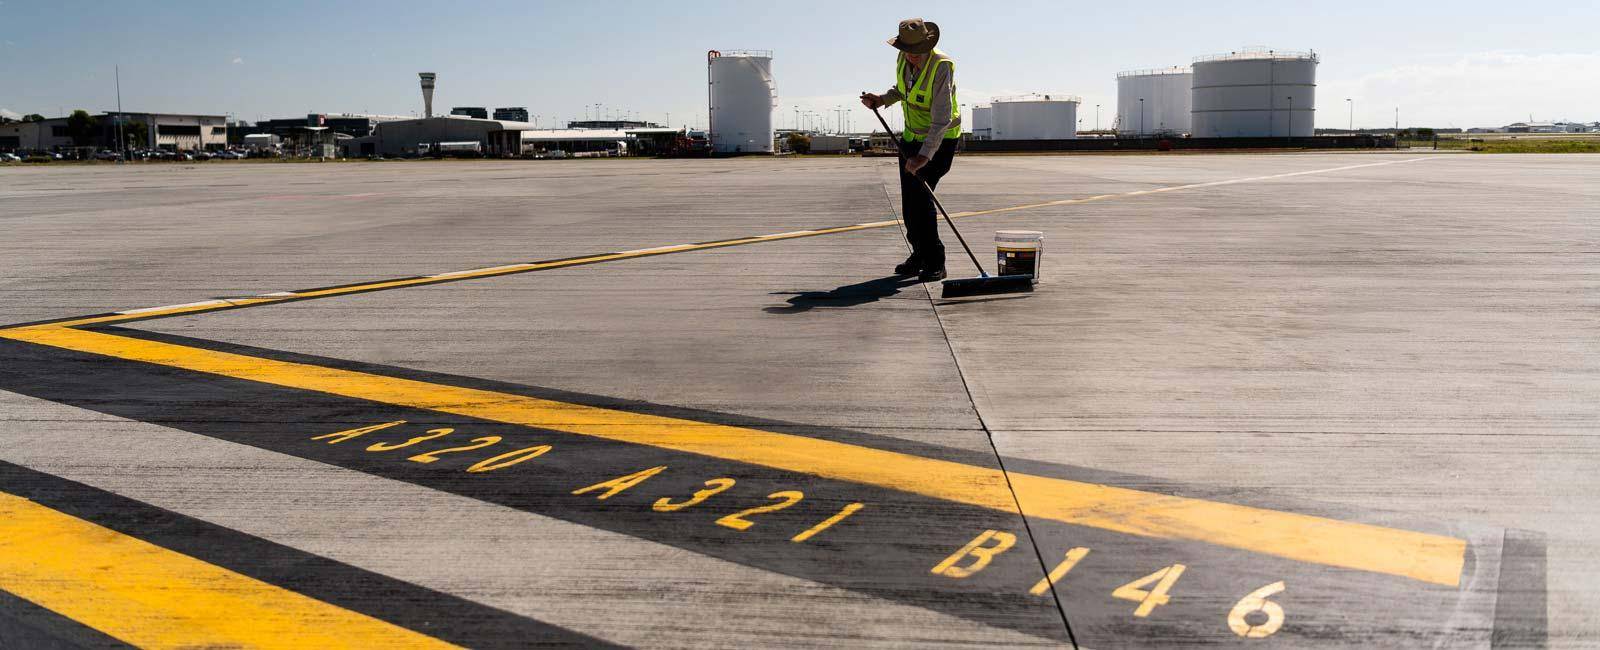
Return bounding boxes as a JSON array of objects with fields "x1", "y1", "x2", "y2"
[
  {"x1": 918, "y1": 266, "x2": 947, "y2": 282},
  {"x1": 894, "y1": 255, "x2": 922, "y2": 276}
]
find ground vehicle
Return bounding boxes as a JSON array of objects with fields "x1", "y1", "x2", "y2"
[
  {"x1": 435, "y1": 141, "x2": 483, "y2": 157},
  {"x1": 0, "y1": 153, "x2": 21, "y2": 162}
]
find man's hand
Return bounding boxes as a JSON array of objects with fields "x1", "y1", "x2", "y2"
[
  {"x1": 859, "y1": 92, "x2": 883, "y2": 109},
  {"x1": 905, "y1": 154, "x2": 930, "y2": 175}
]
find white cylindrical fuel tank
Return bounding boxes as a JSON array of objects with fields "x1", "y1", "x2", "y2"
[
  {"x1": 1116, "y1": 67, "x2": 1192, "y2": 136},
  {"x1": 971, "y1": 105, "x2": 992, "y2": 139},
  {"x1": 708, "y1": 50, "x2": 776, "y2": 153},
  {"x1": 990, "y1": 94, "x2": 1080, "y2": 140},
  {"x1": 1190, "y1": 49, "x2": 1317, "y2": 138}
]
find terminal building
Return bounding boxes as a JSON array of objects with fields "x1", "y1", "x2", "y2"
[
  {"x1": 493, "y1": 107, "x2": 529, "y2": 122},
  {"x1": 249, "y1": 114, "x2": 408, "y2": 139},
  {"x1": 338, "y1": 115, "x2": 680, "y2": 158}
]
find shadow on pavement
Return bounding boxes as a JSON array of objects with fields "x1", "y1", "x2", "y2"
[{"x1": 764, "y1": 275, "x2": 924, "y2": 314}]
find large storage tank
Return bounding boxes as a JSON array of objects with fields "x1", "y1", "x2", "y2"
[
  {"x1": 990, "y1": 94, "x2": 1080, "y2": 140},
  {"x1": 1190, "y1": 49, "x2": 1318, "y2": 138},
  {"x1": 707, "y1": 50, "x2": 776, "y2": 153},
  {"x1": 971, "y1": 105, "x2": 992, "y2": 139},
  {"x1": 1116, "y1": 67, "x2": 1192, "y2": 136}
]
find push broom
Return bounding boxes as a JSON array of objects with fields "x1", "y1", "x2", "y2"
[{"x1": 869, "y1": 106, "x2": 1034, "y2": 298}]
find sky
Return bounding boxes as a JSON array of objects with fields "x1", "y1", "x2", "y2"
[{"x1": 1, "y1": 0, "x2": 1596, "y2": 131}]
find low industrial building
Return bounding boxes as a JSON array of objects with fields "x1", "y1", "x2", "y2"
[
  {"x1": 0, "y1": 112, "x2": 227, "y2": 152},
  {"x1": 808, "y1": 135, "x2": 850, "y2": 153},
  {"x1": 0, "y1": 118, "x2": 73, "y2": 151},
  {"x1": 1503, "y1": 121, "x2": 1592, "y2": 133}
]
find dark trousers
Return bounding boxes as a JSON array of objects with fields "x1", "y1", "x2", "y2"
[{"x1": 899, "y1": 137, "x2": 959, "y2": 267}]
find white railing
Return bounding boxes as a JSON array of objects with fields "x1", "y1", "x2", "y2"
[
  {"x1": 991, "y1": 93, "x2": 1083, "y2": 104},
  {"x1": 1117, "y1": 66, "x2": 1191, "y2": 78},
  {"x1": 1193, "y1": 49, "x2": 1318, "y2": 64}
]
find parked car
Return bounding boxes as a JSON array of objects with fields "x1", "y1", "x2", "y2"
[{"x1": 0, "y1": 153, "x2": 21, "y2": 162}]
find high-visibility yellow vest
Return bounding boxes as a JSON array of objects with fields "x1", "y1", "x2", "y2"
[{"x1": 896, "y1": 50, "x2": 962, "y2": 142}]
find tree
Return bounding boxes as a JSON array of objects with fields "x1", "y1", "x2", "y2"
[
  {"x1": 66, "y1": 110, "x2": 99, "y2": 147},
  {"x1": 786, "y1": 132, "x2": 811, "y2": 154},
  {"x1": 22, "y1": 114, "x2": 45, "y2": 122},
  {"x1": 120, "y1": 120, "x2": 148, "y2": 149}
]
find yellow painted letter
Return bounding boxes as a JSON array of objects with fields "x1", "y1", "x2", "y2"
[
  {"x1": 310, "y1": 420, "x2": 405, "y2": 444},
  {"x1": 931, "y1": 530, "x2": 1017, "y2": 578},
  {"x1": 572, "y1": 466, "x2": 668, "y2": 500}
]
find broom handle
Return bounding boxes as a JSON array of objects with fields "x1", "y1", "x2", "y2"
[{"x1": 869, "y1": 105, "x2": 986, "y2": 276}]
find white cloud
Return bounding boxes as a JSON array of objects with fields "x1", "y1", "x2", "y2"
[
  {"x1": 1319, "y1": 51, "x2": 1600, "y2": 128},
  {"x1": 231, "y1": 56, "x2": 244, "y2": 64},
  {"x1": 0, "y1": 108, "x2": 20, "y2": 120}
]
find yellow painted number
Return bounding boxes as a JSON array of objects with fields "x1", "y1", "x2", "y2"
[
  {"x1": 406, "y1": 436, "x2": 502, "y2": 464},
  {"x1": 715, "y1": 491, "x2": 804, "y2": 531},
  {"x1": 653, "y1": 478, "x2": 736, "y2": 512},
  {"x1": 931, "y1": 530, "x2": 1017, "y2": 579},
  {"x1": 1228, "y1": 581, "x2": 1286, "y2": 638},
  {"x1": 1030, "y1": 547, "x2": 1090, "y2": 596},
  {"x1": 1112, "y1": 564, "x2": 1186, "y2": 617},
  {"x1": 366, "y1": 427, "x2": 453, "y2": 452},
  {"x1": 790, "y1": 502, "x2": 865, "y2": 543},
  {"x1": 466, "y1": 444, "x2": 552, "y2": 473}
]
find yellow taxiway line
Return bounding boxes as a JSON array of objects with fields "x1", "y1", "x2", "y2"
[
  {"x1": 1, "y1": 324, "x2": 1466, "y2": 587},
  {"x1": 0, "y1": 491, "x2": 457, "y2": 649},
  {"x1": 3, "y1": 157, "x2": 1431, "y2": 332}
]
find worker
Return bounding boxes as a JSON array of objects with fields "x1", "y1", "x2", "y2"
[{"x1": 860, "y1": 18, "x2": 961, "y2": 281}]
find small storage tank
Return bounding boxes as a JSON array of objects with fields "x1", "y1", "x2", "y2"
[
  {"x1": 1191, "y1": 49, "x2": 1318, "y2": 138},
  {"x1": 971, "y1": 105, "x2": 992, "y2": 140},
  {"x1": 990, "y1": 94, "x2": 1080, "y2": 140},
  {"x1": 1116, "y1": 67, "x2": 1192, "y2": 136},
  {"x1": 707, "y1": 50, "x2": 776, "y2": 154}
]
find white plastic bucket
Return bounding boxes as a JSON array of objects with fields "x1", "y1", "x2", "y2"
[{"x1": 995, "y1": 230, "x2": 1044, "y2": 282}]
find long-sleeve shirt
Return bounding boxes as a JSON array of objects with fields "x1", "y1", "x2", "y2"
[{"x1": 881, "y1": 55, "x2": 958, "y2": 160}]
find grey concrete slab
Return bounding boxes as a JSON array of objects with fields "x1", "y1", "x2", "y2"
[
  {"x1": 930, "y1": 154, "x2": 1598, "y2": 647},
  {"x1": 127, "y1": 234, "x2": 991, "y2": 445},
  {"x1": 0, "y1": 155, "x2": 1424, "y2": 326},
  {"x1": 0, "y1": 389, "x2": 1058, "y2": 648},
  {"x1": 3, "y1": 152, "x2": 1594, "y2": 647}
]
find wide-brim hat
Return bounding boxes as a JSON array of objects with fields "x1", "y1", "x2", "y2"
[{"x1": 887, "y1": 18, "x2": 939, "y2": 54}]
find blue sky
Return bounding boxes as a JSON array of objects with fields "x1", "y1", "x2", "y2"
[{"x1": 1, "y1": 0, "x2": 1595, "y2": 129}]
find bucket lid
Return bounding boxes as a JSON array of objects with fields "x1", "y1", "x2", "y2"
[{"x1": 995, "y1": 230, "x2": 1044, "y2": 240}]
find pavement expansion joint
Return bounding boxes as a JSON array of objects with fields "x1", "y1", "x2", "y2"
[{"x1": 6, "y1": 153, "x2": 1568, "y2": 647}]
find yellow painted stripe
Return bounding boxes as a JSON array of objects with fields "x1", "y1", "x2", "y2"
[
  {"x1": 1, "y1": 325, "x2": 1466, "y2": 586},
  {"x1": 0, "y1": 491, "x2": 457, "y2": 649},
  {"x1": 3, "y1": 157, "x2": 1430, "y2": 332}
]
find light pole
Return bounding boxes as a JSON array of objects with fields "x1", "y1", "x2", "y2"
[
  {"x1": 1139, "y1": 98, "x2": 1145, "y2": 136},
  {"x1": 1095, "y1": 104, "x2": 1100, "y2": 131},
  {"x1": 1286, "y1": 96, "x2": 1294, "y2": 137},
  {"x1": 1345, "y1": 98, "x2": 1353, "y2": 131}
]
